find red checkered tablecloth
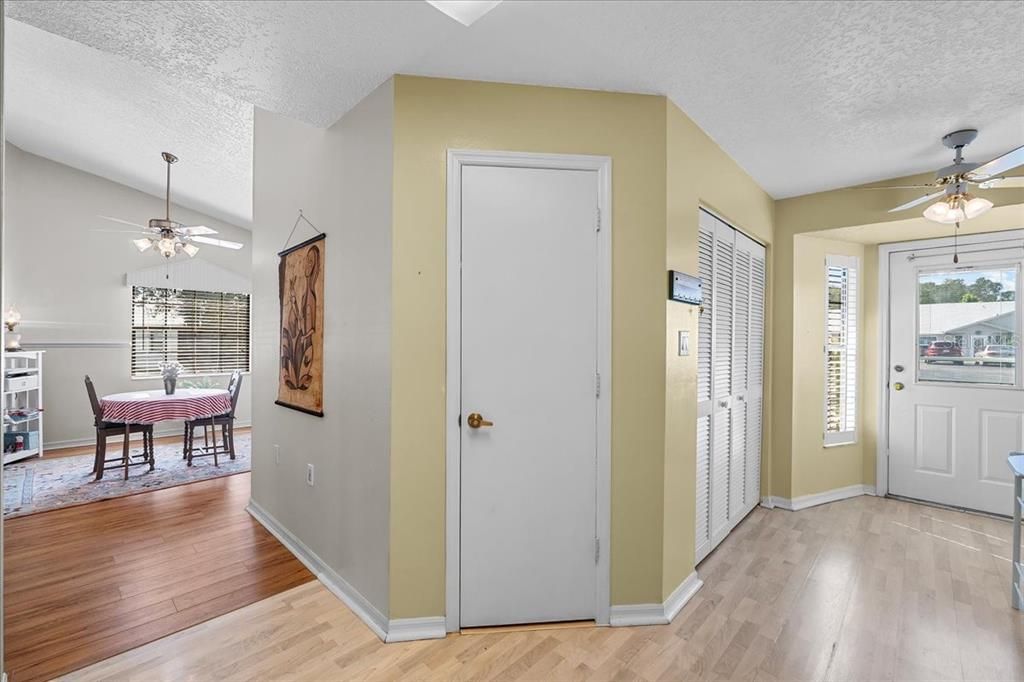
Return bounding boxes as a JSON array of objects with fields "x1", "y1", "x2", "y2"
[{"x1": 100, "y1": 388, "x2": 231, "y2": 425}]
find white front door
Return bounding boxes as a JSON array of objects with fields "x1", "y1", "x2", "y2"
[
  {"x1": 888, "y1": 240, "x2": 1023, "y2": 515},
  {"x1": 458, "y1": 164, "x2": 599, "y2": 627}
]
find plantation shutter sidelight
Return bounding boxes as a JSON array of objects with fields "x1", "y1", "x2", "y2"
[{"x1": 824, "y1": 255, "x2": 858, "y2": 445}]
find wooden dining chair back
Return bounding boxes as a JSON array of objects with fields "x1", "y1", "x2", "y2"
[
  {"x1": 184, "y1": 371, "x2": 244, "y2": 467},
  {"x1": 84, "y1": 375, "x2": 154, "y2": 480},
  {"x1": 227, "y1": 370, "x2": 243, "y2": 417},
  {"x1": 84, "y1": 375, "x2": 104, "y2": 426}
]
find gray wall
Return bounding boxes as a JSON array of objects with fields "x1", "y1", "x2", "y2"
[
  {"x1": 3, "y1": 143, "x2": 252, "y2": 446},
  {"x1": 251, "y1": 80, "x2": 393, "y2": 617}
]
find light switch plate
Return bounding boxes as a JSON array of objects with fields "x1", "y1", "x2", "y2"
[{"x1": 678, "y1": 330, "x2": 690, "y2": 356}]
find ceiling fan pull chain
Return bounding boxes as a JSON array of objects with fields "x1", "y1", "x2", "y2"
[{"x1": 953, "y1": 220, "x2": 960, "y2": 264}]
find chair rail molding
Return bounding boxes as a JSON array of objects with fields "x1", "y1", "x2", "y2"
[{"x1": 20, "y1": 340, "x2": 129, "y2": 349}]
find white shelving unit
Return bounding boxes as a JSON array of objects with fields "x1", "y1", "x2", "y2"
[{"x1": 4, "y1": 350, "x2": 45, "y2": 465}]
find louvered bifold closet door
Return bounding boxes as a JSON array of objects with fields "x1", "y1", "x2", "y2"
[
  {"x1": 710, "y1": 218, "x2": 735, "y2": 545},
  {"x1": 729, "y1": 241, "x2": 751, "y2": 523},
  {"x1": 695, "y1": 213, "x2": 716, "y2": 561},
  {"x1": 744, "y1": 244, "x2": 766, "y2": 508},
  {"x1": 695, "y1": 210, "x2": 767, "y2": 564}
]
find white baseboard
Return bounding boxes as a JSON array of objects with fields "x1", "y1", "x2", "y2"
[
  {"x1": 766, "y1": 484, "x2": 875, "y2": 512},
  {"x1": 609, "y1": 571, "x2": 702, "y2": 627},
  {"x1": 246, "y1": 499, "x2": 390, "y2": 641},
  {"x1": 45, "y1": 420, "x2": 252, "y2": 451},
  {"x1": 385, "y1": 616, "x2": 447, "y2": 643}
]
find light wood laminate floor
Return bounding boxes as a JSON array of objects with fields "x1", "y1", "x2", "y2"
[
  {"x1": 4, "y1": 471, "x2": 314, "y2": 682},
  {"x1": 67, "y1": 494, "x2": 1023, "y2": 681}
]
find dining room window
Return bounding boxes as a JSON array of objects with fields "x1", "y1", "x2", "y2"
[{"x1": 131, "y1": 286, "x2": 251, "y2": 378}]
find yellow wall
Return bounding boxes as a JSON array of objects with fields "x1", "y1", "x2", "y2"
[
  {"x1": 773, "y1": 181, "x2": 1024, "y2": 500},
  {"x1": 662, "y1": 101, "x2": 773, "y2": 598},
  {"x1": 390, "y1": 76, "x2": 669, "y2": 616},
  {"x1": 388, "y1": 77, "x2": 775, "y2": 617},
  {"x1": 789, "y1": 235, "x2": 866, "y2": 497}
]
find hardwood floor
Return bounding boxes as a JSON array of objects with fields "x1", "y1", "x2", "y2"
[
  {"x1": 41, "y1": 427, "x2": 252, "y2": 460},
  {"x1": 3, "y1": 471, "x2": 314, "y2": 682},
  {"x1": 67, "y1": 494, "x2": 1023, "y2": 681}
]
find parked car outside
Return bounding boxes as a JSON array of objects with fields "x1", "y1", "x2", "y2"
[
  {"x1": 975, "y1": 344, "x2": 1016, "y2": 366},
  {"x1": 923, "y1": 340, "x2": 963, "y2": 364}
]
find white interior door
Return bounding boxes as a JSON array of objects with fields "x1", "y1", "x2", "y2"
[
  {"x1": 888, "y1": 242, "x2": 1023, "y2": 515},
  {"x1": 459, "y1": 164, "x2": 599, "y2": 627},
  {"x1": 696, "y1": 210, "x2": 765, "y2": 563}
]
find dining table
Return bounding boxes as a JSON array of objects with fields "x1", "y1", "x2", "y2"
[
  {"x1": 100, "y1": 388, "x2": 232, "y2": 426},
  {"x1": 100, "y1": 388, "x2": 233, "y2": 468}
]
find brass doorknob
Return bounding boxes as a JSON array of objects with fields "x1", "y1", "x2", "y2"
[
  {"x1": 893, "y1": 382, "x2": 905, "y2": 391},
  {"x1": 467, "y1": 413, "x2": 494, "y2": 429}
]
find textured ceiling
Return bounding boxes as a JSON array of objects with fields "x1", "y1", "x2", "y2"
[
  {"x1": 4, "y1": 19, "x2": 253, "y2": 225},
  {"x1": 6, "y1": 0, "x2": 1024, "y2": 205}
]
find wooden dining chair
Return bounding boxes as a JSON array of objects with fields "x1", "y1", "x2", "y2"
[
  {"x1": 85, "y1": 376, "x2": 154, "y2": 481},
  {"x1": 184, "y1": 371, "x2": 243, "y2": 467}
]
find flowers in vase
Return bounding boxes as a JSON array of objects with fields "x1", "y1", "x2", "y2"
[{"x1": 159, "y1": 361, "x2": 185, "y2": 381}]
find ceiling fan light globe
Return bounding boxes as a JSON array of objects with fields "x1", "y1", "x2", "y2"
[
  {"x1": 923, "y1": 200, "x2": 965, "y2": 224},
  {"x1": 133, "y1": 238, "x2": 154, "y2": 252},
  {"x1": 923, "y1": 201, "x2": 950, "y2": 222},
  {"x1": 182, "y1": 243, "x2": 200, "y2": 258},
  {"x1": 963, "y1": 196, "x2": 993, "y2": 219},
  {"x1": 157, "y1": 237, "x2": 177, "y2": 258}
]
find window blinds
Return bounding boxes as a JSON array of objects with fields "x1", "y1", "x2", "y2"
[
  {"x1": 131, "y1": 286, "x2": 251, "y2": 378},
  {"x1": 824, "y1": 255, "x2": 858, "y2": 445}
]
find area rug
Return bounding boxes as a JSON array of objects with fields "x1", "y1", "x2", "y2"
[{"x1": 3, "y1": 432, "x2": 250, "y2": 519}]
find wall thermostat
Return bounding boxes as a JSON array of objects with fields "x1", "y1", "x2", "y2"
[{"x1": 668, "y1": 270, "x2": 702, "y2": 305}]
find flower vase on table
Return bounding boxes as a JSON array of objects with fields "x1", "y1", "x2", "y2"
[{"x1": 159, "y1": 361, "x2": 184, "y2": 395}]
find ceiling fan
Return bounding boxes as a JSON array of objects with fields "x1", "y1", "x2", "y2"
[
  {"x1": 100, "y1": 152, "x2": 244, "y2": 259},
  {"x1": 864, "y1": 129, "x2": 1024, "y2": 223}
]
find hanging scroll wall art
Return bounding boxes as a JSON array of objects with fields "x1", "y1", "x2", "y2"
[{"x1": 276, "y1": 211, "x2": 325, "y2": 416}]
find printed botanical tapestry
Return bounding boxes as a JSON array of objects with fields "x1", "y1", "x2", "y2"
[{"x1": 276, "y1": 234, "x2": 325, "y2": 416}]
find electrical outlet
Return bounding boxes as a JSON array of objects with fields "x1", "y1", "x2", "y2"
[
  {"x1": 274, "y1": 444, "x2": 280, "y2": 465},
  {"x1": 306, "y1": 463, "x2": 315, "y2": 486}
]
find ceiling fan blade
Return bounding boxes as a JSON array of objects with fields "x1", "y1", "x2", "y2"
[
  {"x1": 90, "y1": 228, "x2": 151, "y2": 234},
  {"x1": 855, "y1": 184, "x2": 941, "y2": 190},
  {"x1": 98, "y1": 215, "x2": 149, "y2": 229},
  {"x1": 190, "y1": 235, "x2": 244, "y2": 250},
  {"x1": 966, "y1": 144, "x2": 1024, "y2": 180},
  {"x1": 178, "y1": 225, "x2": 218, "y2": 236},
  {"x1": 977, "y1": 175, "x2": 1024, "y2": 189},
  {"x1": 887, "y1": 190, "x2": 946, "y2": 213}
]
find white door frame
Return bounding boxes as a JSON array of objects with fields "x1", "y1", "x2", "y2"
[
  {"x1": 445, "y1": 149, "x2": 612, "y2": 632},
  {"x1": 876, "y1": 229, "x2": 1024, "y2": 497}
]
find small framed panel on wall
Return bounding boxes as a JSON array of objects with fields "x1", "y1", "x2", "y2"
[{"x1": 276, "y1": 233, "x2": 325, "y2": 416}]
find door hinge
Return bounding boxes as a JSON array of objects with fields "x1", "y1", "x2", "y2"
[
  {"x1": 595, "y1": 371, "x2": 601, "y2": 398},
  {"x1": 596, "y1": 207, "x2": 601, "y2": 232},
  {"x1": 595, "y1": 537, "x2": 600, "y2": 563},
  {"x1": 457, "y1": 414, "x2": 461, "y2": 427}
]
